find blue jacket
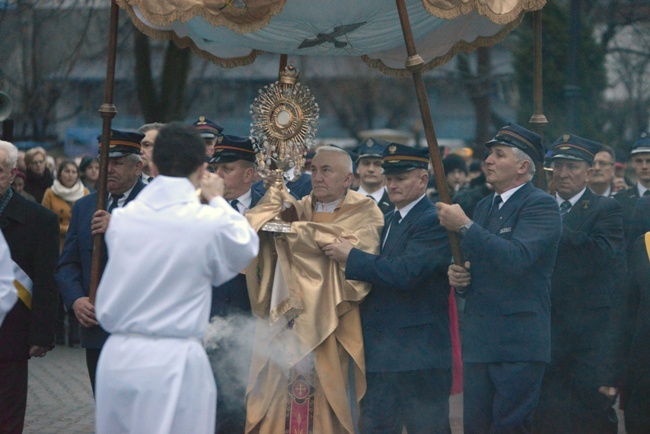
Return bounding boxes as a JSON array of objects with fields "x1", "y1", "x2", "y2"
[
  {"x1": 56, "y1": 180, "x2": 145, "y2": 349},
  {"x1": 209, "y1": 188, "x2": 263, "y2": 318},
  {"x1": 551, "y1": 189, "x2": 625, "y2": 384},
  {"x1": 345, "y1": 196, "x2": 452, "y2": 372},
  {"x1": 460, "y1": 182, "x2": 562, "y2": 363}
]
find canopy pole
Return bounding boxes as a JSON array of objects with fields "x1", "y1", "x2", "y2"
[
  {"x1": 529, "y1": 9, "x2": 548, "y2": 188},
  {"x1": 90, "y1": 0, "x2": 119, "y2": 305},
  {"x1": 394, "y1": 0, "x2": 463, "y2": 265}
]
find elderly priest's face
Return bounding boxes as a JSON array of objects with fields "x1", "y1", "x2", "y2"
[{"x1": 310, "y1": 150, "x2": 354, "y2": 203}]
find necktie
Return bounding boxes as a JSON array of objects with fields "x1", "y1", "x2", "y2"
[
  {"x1": 147, "y1": 176, "x2": 154, "y2": 183},
  {"x1": 230, "y1": 199, "x2": 240, "y2": 213},
  {"x1": 382, "y1": 211, "x2": 402, "y2": 248},
  {"x1": 489, "y1": 195, "x2": 502, "y2": 215},
  {"x1": 392, "y1": 210, "x2": 402, "y2": 226},
  {"x1": 107, "y1": 194, "x2": 123, "y2": 213},
  {"x1": 486, "y1": 195, "x2": 502, "y2": 227},
  {"x1": 559, "y1": 200, "x2": 572, "y2": 219},
  {"x1": 366, "y1": 194, "x2": 377, "y2": 202}
]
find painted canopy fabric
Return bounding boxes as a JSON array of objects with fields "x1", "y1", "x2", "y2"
[{"x1": 117, "y1": 0, "x2": 545, "y2": 76}]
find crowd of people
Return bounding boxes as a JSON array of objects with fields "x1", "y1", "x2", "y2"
[{"x1": 0, "y1": 118, "x2": 648, "y2": 434}]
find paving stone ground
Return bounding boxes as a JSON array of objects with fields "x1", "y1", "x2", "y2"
[
  {"x1": 21, "y1": 345, "x2": 624, "y2": 433},
  {"x1": 24, "y1": 346, "x2": 94, "y2": 434}
]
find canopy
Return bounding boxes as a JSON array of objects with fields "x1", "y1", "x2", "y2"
[{"x1": 117, "y1": 0, "x2": 545, "y2": 76}]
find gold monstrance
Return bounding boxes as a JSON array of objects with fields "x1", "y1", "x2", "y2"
[{"x1": 250, "y1": 65, "x2": 319, "y2": 232}]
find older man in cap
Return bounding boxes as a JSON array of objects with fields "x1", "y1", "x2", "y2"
[
  {"x1": 243, "y1": 145, "x2": 383, "y2": 434},
  {"x1": 324, "y1": 143, "x2": 453, "y2": 433},
  {"x1": 534, "y1": 134, "x2": 625, "y2": 434},
  {"x1": 0, "y1": 140, "x2": 59, "y2": 433},
  {"x1": 56, "y1": 129, "x2": 145, "y2": 393},
  {"x1": 436, "y1": 123, "x2": 562, "y2": 433},
  {"x1": 193, "y1": 116, "x2": 224, "y2": 159},
  {"x1": 207, "y1": 134, "x2": 263, "y2": 434},
  {"x1": 353, "y1": 138, "x2": 394, "y2": 214}
]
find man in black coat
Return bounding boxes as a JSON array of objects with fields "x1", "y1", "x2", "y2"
[
  {"x1": 0, "y1": 140, "x2": 59, "y2": 433},
  {"x1": 324, "y1": 143, "x2": 452, "y2": 434},
  {"x1": 534, "y1": 134, "x2": 625, "y2": 434}
]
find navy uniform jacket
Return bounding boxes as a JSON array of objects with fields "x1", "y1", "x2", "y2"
[
  {"x1": 460, "y1": 182, "x2": 562, "y2": 363},
  {"x1": 551, "y1": 189, "x2": 625, "y2": 384},
  {"x1": 627, "y1": 196, "x2": 650, "y2": 255},
  {"x1": 0, "y1": 192, "x2": 59, "y2": 361},
  {"x1": 345, "y1": 196, "x2": 452, "y2": 372},
  {"x1": 351, "y1": 186, "x2": 394, "y2": 215},
  {"x1": 614, "y1": 185, "x2": 644, "y2": 247},
  {"x1": 375, "y1": 189, "x2": 394, "y2": 215},
  {"x1": 210, "y1": 188, "x2": 262, "y2": 318},
  {"x1": 56, "y1": 180, "x2": 145, "y2": 349}
]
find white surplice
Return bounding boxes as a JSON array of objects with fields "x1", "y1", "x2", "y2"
[
  {"x1": 0, "y1": 231, "x2": 17, "y2": 327},
  {"x1": 95, "y1": 176, "x2": 259, "y2": 434}
]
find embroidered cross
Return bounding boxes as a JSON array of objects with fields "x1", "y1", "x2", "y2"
[{"x1": 298, "y1": 22, "x2": 367, "y2": 49}]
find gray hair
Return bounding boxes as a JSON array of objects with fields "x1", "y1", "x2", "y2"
[
  {"x1": 138, "y1": 123, "x2": 165, "y2": 134},
  {"x1": 314, "y1": 145, "x2": 353, "y2": 173},
  {"x1": 125, "y1": 153, "x2": 142, "y2": 164},
  {"x1": 0, "y1": 141, "x2": 18, "y2": 168},
  {"x1": 512, "y1": 147, "x2": 536, "y2": 178}
]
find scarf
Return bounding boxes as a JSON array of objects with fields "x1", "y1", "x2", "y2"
[{"x1": 51, "y1": 179, "x2": 86, "y2": 202}]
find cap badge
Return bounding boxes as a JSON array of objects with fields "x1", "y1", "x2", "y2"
[
  {"x1": 388, "y1": 145, "x2": 397, "y2": 154},
  {"x1": 216, "y1": 135, "x2": 224, "y2": 144},
  {"x1": 198, "y1": 116, "x2": 207, "y2": 125},
  {"x1": 563, "y1": 134, "x2": 570, "y2": 142},
  {"x1": 367, "y1": 139, "x2": 374, "y2": 147},
  {"x1": 559, "y1": 146, "x2": 570, "y2": 150}
]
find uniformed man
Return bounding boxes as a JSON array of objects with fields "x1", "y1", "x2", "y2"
[
  {"x1": 57, "y1": 130, "x2": 146, "y2": 393},
  {"x1": 437, "y1": 123, "x2": 562, "y2": 433},
  {"x1": 192, "y1": 116, "x2": 224, "y2": 159},
  {"x1": 534, "y1": 133, "x2": 625, "y2": 434},
  {"x1": 206, "y1": 134, "x2": 263, "y2": 433},
  {"x1": 353, "y1": 138, "x2": 394, "y2": 214},
  {"x1": 614, "y1": 136, "x2": 650, "y2": 248},
  {"x1": 324, "y1": 143, "x2": 453, "y2": 433}
]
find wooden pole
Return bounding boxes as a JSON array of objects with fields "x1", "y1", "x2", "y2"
[
  {"x1": 394, "y1": 0, "x2": 463, "y2": 265},
  {"x1": 89, "y1": 0, "x2": 119, "y2": 305},
  {"x1": 529, "y1": 9, "x2": 548, "y2": 189}
]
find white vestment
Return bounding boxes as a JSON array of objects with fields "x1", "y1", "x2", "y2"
[
  {"x1": 95, "y1": 176, "x2": 259, "y2": 434},
  {"x1": 0, "y1": 232, "x2": 17, "y2": 327}
]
